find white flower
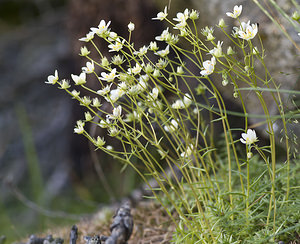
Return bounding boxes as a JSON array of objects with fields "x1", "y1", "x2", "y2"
[
  {"x1": 108, "y1": 126, "x2": 120, "y2": 137},
  {"x1": 79, "y1": 32, "x2": 94, "y2": 42},
  {"x1": 190, "y1": 9, "x2": 199, "y2": 20},
  {"x1": 174, "y1": 20, "x2": 187, "y2": 30},
  {"x1": 128, "y1": 22, "x2": 135, "y2": 31},
  {"x1": 106, "y1": 88, "x2": 125, "y2": 103},
  {"x1": 156, "y1": 58, "x2": 168, "y2": 69},
  {"x1": 128, "y1": 63, "x2": 143, "y2": 75},
  {"x1": 200, "y1": 57, "x2": 216, "y2": 76},
  {"x1": 97, "y1": 84, "x2": 112, "y2": 96},
  {"x1": 71, "y1": 90, "x2": 80, "y2": 98},
  {"x1": 92, "y1": 97, "x2": 101, "y2": 107},
  {"x1": 106, "y1": 32, "x2": 117, "y2": 42},
  {"x1": 183, "y1": 93, "x2": 192, "y2": 107},
  {"x1": 100, "y1": 68, "x2": 119, "y2": 82},
  {"x1": 111, "y1": 54, "x2": 124, "y2": 65},
  {"x1": 149, "y1": 41, "x2": 158, "y2": 51},
  {"x1": 80, "y1": 46, "x2": 90, "y2": 56},
  {"x1": 155, "y1": 28, "x2": 170, "y2": 41},
  {"x1": 152, "y1": 6, "x2": 168, "y2": 21},
  {"x1": 82, "y1": 61, "x2": 95, "y2": 74},
  {"x1": 71, "y1": 72, "x2": 87, "y2": 85},
  {"x1": 180, "y1": 144, "x2": 194, "y2": 158},
  {"x1": 112, "y1": 105, "x2": 122, "y2": 119},
  {"x1": 74, "y1": 121, "x2": 85, "y2": 134},
  {"x1": 209, "y1": 41, "x2": 223, "y2": 57},
  {"x1": 173, "y1": 9, "x2": 189, "y2": 22},
  {"x1": 80, "y1": 96, "x2": 91, "y2": 106},
  {"x1": 108, "y1": 38, "x2": 124, "y2": 52},
  {"x1": 164, "y1": 119, "x2": 179, "y2": 133},
  {"x1": 95, "y1": 136, "x2": 105, "y2": 147},
  {"x1": 134, "y1": 45, "x2": 148, "y2": 56},
  {"x1": 172, "y1": 93, "x2": 192, "y2": 109},
  {"x1": 171, "y1": 100, "x2": 185, "y2": 109},
  {"x1": 148, "y1": 87, "x2": 159, "y2": 101},
  {"x1": 177, "y1": 66, "x2": 184, "y2": 75},
  {"x1": 155, "y1": 45, "x2": 170, "y2": 57},
  {"x1": 238, "y1": 21, "x2": 258, "y2": 40},
  {"x1": 45, "y1": 70, "x2": 59, "y2": 84},
  {"x1": 226, "y1": 5, "x2": 242, "y2": 19},
  {"x1": 60, "y1": 79, "x2": 70, "y2": 89},
  {"x1": 84, "y1": 111, "x2": 93, "y2": 121},
  {"x1": 90, "y1": 20, "x2": 111, "y2": 36},
  {"x1": 240, "y1": 129, "x2": 258, "y2": 145}
]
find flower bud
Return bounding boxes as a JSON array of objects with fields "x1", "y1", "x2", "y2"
[
  {"x1": 128, "y1": 22, "x2": 135, "y2": 31},
  {"x1": 227, "y1": 46, "x2": 235, "y2": 55},
  {"x1": 218, "y1": 18, "x2": 226, "y2": 28},
  {"x1": 80, "y1": 46, "x2": 90, "y2": 56},
  {"x1": 292, "y1": 11, "x2": 300, "y2": 21},
  {"x1": 207, "y1": 33, "x2": 215, "y2": 41}
]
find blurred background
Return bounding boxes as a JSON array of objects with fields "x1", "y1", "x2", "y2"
[{"x1": 0, "y1": 0, "x2": 299, "y2": 242}]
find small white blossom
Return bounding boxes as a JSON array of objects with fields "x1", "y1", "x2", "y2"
[
  {"x1": 238, "y1": 21, "x2": 258, "y2": 40},
  {"x1": 190, "y1": 9, "x2": 199, "y2": 20},
  {"x1": 152, "y1": 6, "x2": 168, "y2": 21},
  {"x1": 92, "y1": 97, "x2": 101, "y2": 107},
  {"x1": 156, "y1": 58, "x2": 168, "y2": 69},
  {"x1": 180, "y1": 144, "x2": 194, "y2": 158},
  {"x1": 97, "y1": 84, "x2": 112, "y2": 96},
  {"x1": 108, "y1": 126, "x2": 120, "y2": 137},
  {"x1": 153, "y1": 69, "x2": 161, "y2": 77},
  {"x1": 174, "y1": 20, "x2": 187, "y2": 30},
  {"x1": 100, "y1": 68, "x2": 119, "y2": 82},
  {"x1": 173, "y1": 9, "x2": 189, "y2": 22},
  {"x1": 128, "y1": 63, "x2": 143, "y2": 75},
  {"x1": 90, "y1": 20, "x2": 111, "y2": 36},
  {"x1": 74, "y1": 121, "x2": 85, "y2": 134},
  {"x1": 240, "y1": 129, "x2": 258, "y2": 145},
  {"x1": 176, "y1": 66, "x2": 184, "y2": 75},
  {"x1": 155, "y1": 28, "x2": 170, "y2": 41},
  {"x1": 106, "y1": 145, "x2": 113, "y2": 150},
  {"x1": 71, "y1": 72, "x2": 87, "y2": 85},
  {"x1": 128, "y1": 22, "x2": 135, "y2": 31},
  {"x1": 80, "y1": 96, "x2": 91, "y2": 106},
  {"x1": 82, "y1": 61, "x2": 95, "y2": 74},
  {"x1": 200, "y1": 57, "x2": 216, "y2": 76},
  {"x1": 148, "y1": 87, "x2": 159, "y2": 101},
  {"x1": 164, "y1": 119, "x2": 179, "y2": 133},
  {"x1": 134, "y1": 45, "x2": 148, "y2": 56},
  {"x1": 171, "y1": 100, "x2": 185, "y2": 109},
  {"x1": 111, "y1": 54, "x2": 124, "y2": 65},
  {"x1": 95, "y1": 136, "x2": 105, "y2": 147},
  {"x1": 226, "y1": 5, "x2": 242, "y2": 19},
  {"x1": 149, "y1": 41, "x2": 158, "y2": 51},
  {"x1": 79, "y1": 32, "x2": 94, "y2": 42},
  {"x1": 209, "y1": 41, "x2": 223, "y2": 57},
  {"x1": 112, "y1": 105, "x2": 122, "y2": 119},
  {"x1": 80, "y1": 46, "x2": 90, "y2": 56},
  {"x1": 106, "y1": 88, "x2": 125, "y2": 103},
  {"x1": 155, "y1": 45, "x2": 170, "y2": 57},
  {"x1": 108, "y1": 32, "x2": 118, "y2": 41},
  {"x1": 85, "y1": 111, "x2": 93, "y2": 121},
  {"x1": 60, "y1": 79, "x2": 71, "y2": 89},
  {"x1": 71, "y1": 90, "x2": 80, "y2": 98},
  {"x1": 247, "y1": 152, "x2": 253, "y2": 159},
  {"x1": 45, "y1": 70, "x2": 59, "y2": 84},
  {"x1": 108, "y1": 38, "x2": 124, "y2": 52}
]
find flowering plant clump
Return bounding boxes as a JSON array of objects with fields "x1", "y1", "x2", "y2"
[{"x1": 46, "y1": 4, "x2": 299, "y2": 243}]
